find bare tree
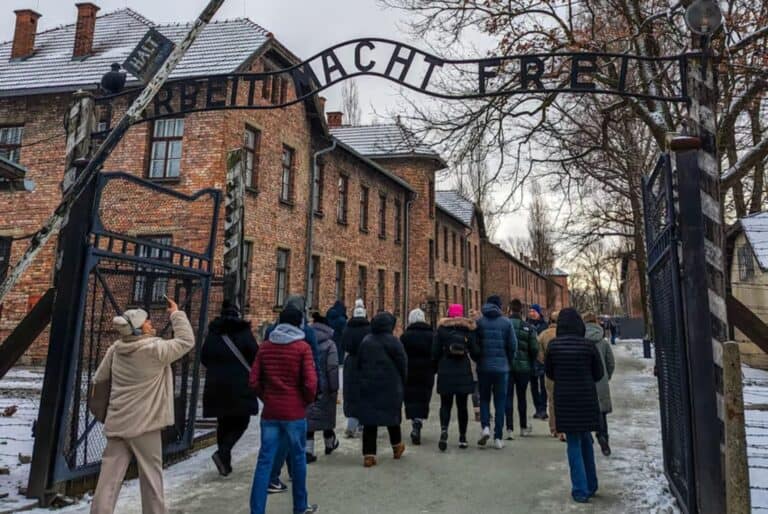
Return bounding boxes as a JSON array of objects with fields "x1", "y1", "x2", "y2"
[
  {"x1": 528, "y1": 181, "x2": 556, "y2": 273},
  {"x1": 341, "y1": 79, "x2": 362, "y2": 126}
]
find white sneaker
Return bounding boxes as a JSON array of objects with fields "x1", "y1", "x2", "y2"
[
  {"x1": 506, "y1": 429, "x2": 515, "y2": 440},
  {"x1": 521, "y1": 426, "x2": 533, "y2": 437},
  {"x1": 493, "y1": 439, "x2": 504, "y2": 449},
  {"x1": 478, "y1": 427, "x2": 491, "y2": 447}
]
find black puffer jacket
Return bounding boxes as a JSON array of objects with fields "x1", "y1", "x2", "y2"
[
  {"x1": 201, "y1": 316, "x2": 259, "y2": 418},
  {"x1": 545, "y1": 309, "x2": 604, "y2": 433},
  {"x1": 306, "y1": 322, "x2": 339, "y2": 432},
  {"x1": 340, "y1": 317, "x2": 371, "y2": 418},
  {"x1": 432, "y1": 317, "x2": 478, "y2": 395},
  {"x1": 400, "y1": 321, "x2": 436, "y2": 420},
  {"x1": 357, "y1": 313, "x2": 407, "y2": 427}
]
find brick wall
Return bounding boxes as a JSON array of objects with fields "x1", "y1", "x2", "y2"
[{"x1": 433, "y1": 209, "x2": 482, "y2": 317}]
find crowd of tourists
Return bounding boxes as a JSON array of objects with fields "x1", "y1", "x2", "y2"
[{"x1": 87, "y1": 292, "x2": 616, "y2": 514}]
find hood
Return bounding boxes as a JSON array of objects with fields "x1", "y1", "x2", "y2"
[
  {"x1": 371, "y1": 312, "x2": 396, "y2": 334},
  {"x1": 585, "y1": 323, "x2": 604, "y2": 342},
  {"x1": 312, "y1": 321, "x2": 335, "y2": 341},
  {"x1": 556, "y1": 308, "x2": 586, "y2": 337},
  {"x1": 269, "y1": 323, "x2": 306, "y2": 344},
  {"x1": 326, "y1": 301, "x2": 347, "y2": 321},
  {"x1": 284, "y1": 295, "x2": 306, "y2": 314},
  {"x1": 209, "y1": 316, "x2": 251, "y2": 334},
  {"x1": 481, "y1": 303, "x2": 503, "y2": 319},
  {"x1": 406, "y1": 321, "x2": 432, "y2": 331},
  {"x1": 438, "y1": 317, "x2": 477, "y2": 330},
  {"x1": 347, "y1": 317, "x2": 370, "y2": 328},
  {"x1": 112, "y1": 334, "x2": 156, "y2": 354}
]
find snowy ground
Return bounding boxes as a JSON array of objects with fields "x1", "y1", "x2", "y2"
[{"x1": 741, "y1": 364, "x2": 768, "y2": 511}]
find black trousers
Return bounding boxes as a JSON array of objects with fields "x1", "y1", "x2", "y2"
[
  {"x1": 506, "y1": 371, "x2": 530, "y2": 430},
  {"x1": 530, "y1": 374, "x2": 547, "y2": 413},
  {"x1": 216, "y1": 415, "x2": 250, "y2": 466},
  {"x1": 439, "y1": 393, "x2": 469, "y2": 437},
  {"x1": 362, "y1": 425, "x2": 402, "y2": 455}
]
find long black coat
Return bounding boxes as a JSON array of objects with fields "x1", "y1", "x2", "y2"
[
  {"x1": 432, "y1": 317, "x2": 478, "y2": 395},
  {"x1": 340, "y1": 317, "x2": 371, "y2": 418},
  {"x1": 307, "y1": 322, "x2": 339, "y2": 432},
  {"x1": 545, "y1": 335, "x2": 604, "y2": 433},
  {"x1": 400, "y1": 322, "x2": 436, "y2": 420},
  {"x1": 201, "y1": 316, "x2": 259, "y2": 418},
  {"x1": 357, "y1": 313, "x2": 407, "y2": 427}
]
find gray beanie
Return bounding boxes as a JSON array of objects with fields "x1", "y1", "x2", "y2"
[
  {"x1": 113, "y1": 309, "x2": 148, "y2": 336},
  {"x1": 408, "y1": 308, "x2": 426, "y2": 326},
  {"x1": 352, "y1": 299, "x2": 367, "y2": 318}
]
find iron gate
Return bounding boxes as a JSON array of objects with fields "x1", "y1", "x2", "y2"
[
  {"x1": 45, "y1": 172, "x2": 220, "y2": 485},
  {"x1": 642, "y1": 154, "x2": 696, "y2": 513}
]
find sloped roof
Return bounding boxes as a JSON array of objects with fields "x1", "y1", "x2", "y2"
[
  {"x1": 330, "y1": 124, "x2": 445, "y2": 165},
  {"x1": 741, "y1": 212, "x2": 768, "y2": 271},
  {"x1": 0, "y1": 9, "x2": 271, "y2": 97},
  {"x1": 435, "y1": 190, "x2": 475, "y2": 227},
  {"x1": 549, "y1": 267, "x2": 569, "y2": 277},
  {"x1": 332, "y1": 139, "x2": 414, "y2": 193}
]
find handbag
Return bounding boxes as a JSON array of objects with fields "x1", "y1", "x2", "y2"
[
  {"x1": 222, "y1": 334, "x2": 252, "y2": 373},
  {"x1": 88, "y1": 351, "x2": 114, "y2": 423}
]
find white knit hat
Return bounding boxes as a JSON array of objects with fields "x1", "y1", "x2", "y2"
[
  {"x1": 352, "y1": 299, "x2": 367, "y2": 318},
  {"x1": 408, "y1": 308, "x2": 426, "y2": 326},
  {"x1": 112, "y1": 309, "x2": 148, "y2": 336}
]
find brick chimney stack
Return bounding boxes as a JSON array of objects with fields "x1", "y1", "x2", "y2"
[
  {"x1": 73, "y1": 3, "x2": 100, "y2": 59},
  {"x1": 11, "y1": 10, "x2": 42, "y2": 60},
  {"x1": 327, "y1": 112, "x2": 344, "y2": 128}
]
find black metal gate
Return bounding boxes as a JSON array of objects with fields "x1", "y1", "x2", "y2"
[
  {"x1": 38, "y1": 172, "x2": 220, "y2": 487},
  {"x1": 642, "y1": 154, "x2": 697, "y2": 513}
]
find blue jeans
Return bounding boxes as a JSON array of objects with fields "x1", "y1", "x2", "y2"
[
  {"x1": 251, "y1": 419, "x2": 308, "y2": 514},
  {"x1": 566, "y1": 432, "x2": 598, "y2": 500},
  {"x1": 478, "y1": 371, "x2": 508, "y2": 440}
]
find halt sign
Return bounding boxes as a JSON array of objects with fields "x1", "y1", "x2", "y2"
[{"x1": 123, "y1": 29, "x2": 176, "y2": 83}]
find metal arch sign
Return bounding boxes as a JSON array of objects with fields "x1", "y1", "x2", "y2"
[{"x1": 99, "y1": 37, "x2": 693, "y2": 122}]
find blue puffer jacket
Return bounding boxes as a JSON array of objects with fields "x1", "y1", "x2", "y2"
[{"x1": 476, "y1": 303, "x2": 518, "y2": 373}]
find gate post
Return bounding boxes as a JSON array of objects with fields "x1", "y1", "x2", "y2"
[{"x1": 27, "y1": 91, "x2": 97, "y2": 503}]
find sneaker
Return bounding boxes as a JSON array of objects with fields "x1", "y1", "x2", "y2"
[
  {"x1": 267, "y1": 479, "x2": 288, "y2": 494},
  {"x1": 410, "y1": 422, "x2": 422, "y2": 445},
  {"x1": 392, "y1": 442, "x2": 406, "y2": 459},
  {"x1": 521, "y1": 426, "x2": 532, "y2": 437},
  {"x1": 493, "y1": 439, "x2": 504, "y2": 449},
  {"x1": 306, "y1": 453, "x2": 317, "y2": 464},
  {"x1": 324, "y1": 437, "x2": 340, "y2": 456},
  {"x1": 438, "y1": 430, "x2": 448, "y2": 452},
  {"x1": 303, "y1": 505, "x2": 320, "y2": 513},
  {"x1": 211, "y1": 451, "x2": 229, "y2": 477},
  {"x1": 344, "y1": 428, "x2": 356, "y2": 439},
  {"x1": 478, "y1": 427, "x2": 491, "y2": 447},
  {"x1": 505, "y1": 429, "x2": 515, "y2": 440},
  {"x1": 458, "y1": 435, "x2": 468, "y2": 449},
  {"x1": 363, "y1": 455, "x2": 377, "y2": 468}
]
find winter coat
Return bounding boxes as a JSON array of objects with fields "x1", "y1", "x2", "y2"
[
  {"x1": 432, "y1": 317, "x2": 479, "y2": 395},
  {"x1": 538, "y1": 323, "x2": 558, "y2": 393},
  {"x1": 476, "y1": 304, "x2": 517, "y2": 374},
  {"x1": 249, "y1": 323, "x2": 318, "y2": 421},
  {"x1": 357, "y1": 313, "x2": 407, "y2": 427},
  {"x1": 586, "y1": 323, "x2": 615, "y2": 413},
  {"x1": 93, "y1": 311, "x2": 195, "y2": 439},
  {"x1": 266, "y1": 320, "x2": 320, "y2": 384},
  {"x1": 545, "y1": 335, "x2": 604, "y2": 433},
  {"x1": 400, "y1": 321, "x2": 436, "y2": 420},
  {"x1": 200, "y1": 316, "x2": 259, "y2": 418},
  {"x1": 326, "y1": 301, "x2": 348, "y2": 343},
  {"x1": 510, "y1": 316, "x2": 539, "y2": 375},
  {"x1": 340, "y1": 317, "x2": 371, "y2": 418},
  {"x1": 306, "y1": 322, "x2": 339, "y2": 432}
]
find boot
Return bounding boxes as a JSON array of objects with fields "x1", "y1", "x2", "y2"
[
  {"x1": 392, "y1": 442, "x2": 406, "y2": 459},
  {"x1": 438, "y1": 429, "x2": 448, "y2": 452},
  {"x1": 363, "y1": 455, "x2": 377, "y2": 468},
  {"x1": 324, "y1": 435, "x2": 339, "y2": 455},
  {"x1": 410, "y1": 420, "x2": 422, "y2": 445}
]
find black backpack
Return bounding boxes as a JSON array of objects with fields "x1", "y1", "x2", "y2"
[{"x1": 445, "y1": 328, "x2": 470, "y2": 358}]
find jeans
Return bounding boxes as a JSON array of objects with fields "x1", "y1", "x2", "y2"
[
  {"x1": 216, "y1": 415, "x2": 250, "y2": 468},
  {"x1": 251, "y1": 419, "x2": 308, "y2": 514},
  {"x1": 505, "y1": 371, "x2": 530, "y2": 430},
  {"x1": 530, "y1": 374, "x2": 547, "y2": 415},
  {"x1": 565, "y1": 432, "x2": 598, "y2": 500},
  {"x1": 439, "y1": 393, "x2": 469, "y2": 436},
  {"x1": 347, "y1": 417, "x2": 360, "y2": 433},
  {"x1": 362, "y1": 425, "x2": 401, "y2": 455},
  {"x1": 478, "y1": 371, "x2": 509, "y2": 440}
]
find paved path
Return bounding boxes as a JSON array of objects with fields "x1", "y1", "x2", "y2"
[{"x1": 55, "y1": 344, "x2": 675, "y2": 514}]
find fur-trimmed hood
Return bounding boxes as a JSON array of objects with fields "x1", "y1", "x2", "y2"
[{"x1": 437, "y1": 317, "x2": 476, "y2": 331}]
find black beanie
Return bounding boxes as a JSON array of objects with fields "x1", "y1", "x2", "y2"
[
  {"x1": 280, "y1": 305, "x2": 303, "y2": 327},
  {"x1": 221, "y1": 299, "x2": 240, "y2": 319},
  {"x1": 487, "y1": 295, "x2": 502, "y2": 308},
  {"x1": 556, "y1": 308, "x2": 586, "y2": 337}
]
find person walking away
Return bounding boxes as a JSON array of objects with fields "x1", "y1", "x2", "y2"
[
  {"x1": 249, "y1": 306, "x2": 319, "y2": 514},
  {"x1": 506, "y1": 299, "x2": 539, "y2": 440},
  {"x1": 357, "y1": 312, "x2": 408, "y2": 467},
  {"x1": 201, "y1": 300, "x2": 259, "y2": 477},
  {"x1": 90, "y1": 299, "x2": 194, "y2": 514},
  {"x1": 432, "y1": 304, "x2": 478, "y2": 451},
  {"x1": 538, "y1": 311, "x2": 560, "y2": 438},
  {"x1": 527, "y1": 304, "x2": 548, "y2": 420},
  {"x1": 583, "y1": 312, "x2": 615, "y2": 456},
  {"x1": 608, "y1": 319, "x2": 618, "y2": 345},
  {"x1": 476, "y1": 296, "x2": 517, "y2": 449},
  {"x1": 326, "y1": 300, "x2": 348, "y2": 365},
  {"x1": 545, "y1": 308, "x2": 604, "y2": 504},
  {"x1": 400, "y1": 308, "x2": 435, "y2": 445},
  {"x1": 340, "y1": 299, "x2": 370, "y2": 438},
  {"x1": 305, "y1": 313, "x2": 340, "y2": 463}
]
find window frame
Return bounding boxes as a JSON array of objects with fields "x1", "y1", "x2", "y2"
[
  {"x1": 359, "y1": 185, "x2": 370, "y2": 233},
  {"x1": 377, "y1": 268, "x2": 386, "y2": 313},
  {"x1": 0, "y1": 236, "x2": 12, "y2": 282},
  {"x1": 428, "y1": 239, "x2": 435, "y2": 279},
  {"x1": 308, "y1": 255, "x2": 321, "y2": 310},
  {"x1": 443, "y1": 226, "x2": 449, "y2": 263},
  {"x1": 337, "y1": 174, "x2": 349, "y2": 224},
  {"x1": 378, "y1": 193, "x2": 387, "y2": 239},
  {"x1": 394, "y1": 198, "x2": 403, "y2": 244},
  {"x1": 452, "y1": 232, "x2": 457, "y2": 266},
  {"x1": 393, "y1": 271, "x2": 401, "y2": 318},
  {"x1": 279, "y1": 145, "x2": 295, "y2": 205},
  {"x1": 428, "y1": 180, "x2": 435, "y2": 219},
  {"x1": 275, "y1": 248, "x2": 291, "y2": 308},
  {"x1": 738, "y1": 244, "x2": 756, "y2": 281},
  {"x1": 335, "y1": 261, "x2": 346, "y2": 302},
  {"x1": 357, "y1": 265, "x2": 368, "y2": 305},
  {"x1": 148, "y1": 119, "x2": 184, "y2": 180},
  {"x1": 243, "y1": 125, "x2": 261, "y2": 191},
  {"x1": 312, "y1": 163, "x2": 325, "y2": 215},
  {"x1": 132, "y1": 235, "x2": 172, "y2": 305},
  {"x1": 0, "y1": 126, "x2": 24, "y2": 163}
]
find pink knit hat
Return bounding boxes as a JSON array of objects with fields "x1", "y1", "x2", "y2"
[{"x1": 447, "y1": 303, "x2": 464, "y2": 318}]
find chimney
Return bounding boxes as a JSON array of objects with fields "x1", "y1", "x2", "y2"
[
  {"x1": 327, "y1": 111, "x2": 344, "y2": 128},
  {"x1": 11, "y1": 10, "x2": 42, "y2": 60},
  {"x1": 73, "y1": 3, "x2": 100, "y2": 59}
]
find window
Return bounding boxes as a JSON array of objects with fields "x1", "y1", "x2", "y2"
[
  {"x1": 434, "y1": 224, "x2": 439, "y2": 259},
  {"x1": 271, "y1": 75, "x2": 282, "y2": 104},
  {"x1": 443, "y1": 227, "x2": 449, "y2": 262},
  {"x1": 461, "y1": 287, "x2": 465, "y2": 308},
  {"x1": 0, "y1": 126, "x2": 23, "y2": 163},
  {"x1": 738, "y1": 244, "x2": 756, "y2": 281},
  {"x1": 244, "y1": 126, "x2": 261, "y2": 189},
  {"x1": 133, "y1": 235, "x2": 172, "y2": 304},
  {"x1": 428, "y1": 240, "x2": 435, "y2": 279},
  {"x1": 359, "y1": 186, "x2": 370, "y2": 232},
  {"x1": 275, "y1": 249, "x2": 290, "y2": 307},
  {"x1": 0, "y1": 237, "x2": 11, "y2": 281},
  {"x1": 313, "y1": 164, "x2": 324, "y2": 214},
  {"x1": 377, "y1": 269, "x2": 386, "y2": 313},
  {"x1": 280, "y1": 77, "x2": 289, "y2": 104},
  {"x1": 242, "y1": 241, "x2": 253, "y2": 313},
  {"x1": 460, "y1": 237, "x2": 466, "y2": 268},
  {"x1": 428, "y1": 180, "x2": 435, "y2": 218},
  {"x1": 308, "y1": 255, "x2": 320, "y2": 310},
  {"x1": 335, "y1": 261, "x2": 346, "y2": 301},
  {"x1": 475, "y1": 290, "x2": 479, "y2": 310},
  {"x1": 443, "y1": 283, "x2": 449, "y2": 303},
  {"x1": 262, "y1": 64, "x2": 275, "y2": 100},
  {"x1": 280, "y1": 145, "x2": 295, "y2": 203},
  {"x1": 378, "y1": 193, "x2": 387, "y2": 239},
  {"x1": 394, "y1": 199, "x2": 402, "y2": 243},
  {"x1": 357, "y1": 266, "x2": 368, "y2": 305},
  {"x1": 452, "y1": 232, "x2": 457, "y2": 266},
  {"x1": 475, "y1": 245, "x2": 479, "y2": 274},
  {"x1": 453, "y1": 285, "x2": 458, "y2": 303},
  {"x1": 394, "y1": 272, "x2": 401, "y2": 318},
  {"x1": 337, "y1": 174, "x2": 349, "y2": 224},
  {"x1": 435, "y1": 282, "x2": 440, "y2": 301},
  {"x1": 149, "y1": 119, "x2": 184, "y2": 179}
]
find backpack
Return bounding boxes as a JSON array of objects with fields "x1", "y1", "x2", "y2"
[{"x1": 446, "y1": 329, "x2": 470, "y2": 358}]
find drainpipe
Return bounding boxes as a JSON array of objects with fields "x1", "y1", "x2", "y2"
[
  {"x1": 463, "y1": 227, "x2": 472, "y2": 312},
  {"x1": 305, "y1": 138, "x2": 337, "y2": 317},
  {"x1": 403, "y1": 194, "x2": 414, "y2": 316}
]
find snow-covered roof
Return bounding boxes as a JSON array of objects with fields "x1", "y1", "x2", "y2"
[
  {"x1": 435, "y1": 190, "x2": 475, "y2": 227},
  {"x1": 0, "y1": 9, "x2": 271, "y2": 97},
  {"x1": 330, "y1": 124, "x2": 445, "y2": 165},
  {"x1": 549, "y1": 267, "x2": 569, "y2": 277},
  {"x1": 741, "y1": 212, "x2": 768, "y2": 271}
]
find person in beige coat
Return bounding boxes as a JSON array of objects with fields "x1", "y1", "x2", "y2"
[
  {"x1": 90, "y1": 299, "x2": 195, "y2": 514},
  {"x1": 537, "y1": 310, "x2": 560, "y2": 438}
]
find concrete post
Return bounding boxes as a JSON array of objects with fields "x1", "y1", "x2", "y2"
[{"x1": 722, "y1": 341, "x2": 751, "y2": 514}]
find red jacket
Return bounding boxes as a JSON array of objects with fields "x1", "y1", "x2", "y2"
[{"x1": 249, "y1": 324, "x2": 317, "y2": 421}]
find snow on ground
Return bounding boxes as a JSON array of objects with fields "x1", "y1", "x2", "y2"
[{"x1": 741, "y1": 363, "x2": 768, "y2": 511}]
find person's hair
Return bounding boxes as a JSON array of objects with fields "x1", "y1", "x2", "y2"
[
  {"x1": 509, "y1": 298, "x2": 523, "y2": 313},
  {"x1": 583, "y1": 311, "x2": 598, "y2": 323}
]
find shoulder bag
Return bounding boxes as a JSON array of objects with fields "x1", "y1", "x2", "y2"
[{"x1": 222, "y1": 334, "x2": 252, "y2": 373}]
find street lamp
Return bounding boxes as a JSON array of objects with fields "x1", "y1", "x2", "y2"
[{"x1": 684, "y1": 0, "x2": 723, "y2": 36}]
